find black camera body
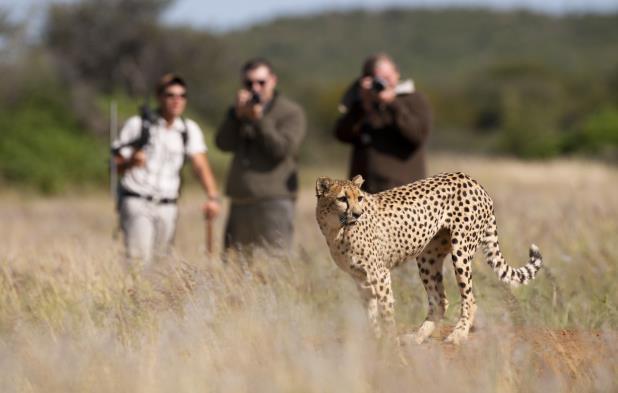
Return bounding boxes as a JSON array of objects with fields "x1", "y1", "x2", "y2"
[
  {"x1": 250, "y1": 91, "x2": 261, "y2": 105},
  {"x1": 372, "y1": 77, "x2": 388, "y2": 93}
]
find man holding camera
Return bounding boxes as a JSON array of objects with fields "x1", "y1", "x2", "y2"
[
  {"x1": 112, "y1": 74, "x2": 221, "y2": 265},
  {"x1": 334, "y1": 53, "x2": 432, "y2": 193},
  {"x1": 216, "y1": 58, "x2": 306, "y2": 252}
]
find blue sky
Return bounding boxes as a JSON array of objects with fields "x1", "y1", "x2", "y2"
[
  {"x1": 165, "y1": 0, "x2": 618, "y2": 30},
  {"x1": 2, "y1": 0, "x2": 617, "y2": 32}
]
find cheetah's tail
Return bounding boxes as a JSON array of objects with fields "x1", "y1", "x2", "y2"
[{"x1": 481, "y1": 216, "x2": 543, "y2": 287}]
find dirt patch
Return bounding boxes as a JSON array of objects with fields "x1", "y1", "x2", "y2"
[{"x1": 425, "y1": 325, "x2": 617, "y2": 388}]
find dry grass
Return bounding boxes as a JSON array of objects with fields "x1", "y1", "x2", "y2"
[{"x1": 0, "y1": 154, "x2": 617, "y2": 392}]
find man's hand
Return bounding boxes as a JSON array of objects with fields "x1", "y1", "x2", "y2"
[
  {"x1": 359, "y1": 77, "x2": 375, "y2": 113},
  {"x1": 235, "y1": 89, "x2": 263, "y2": 121},
  {"x1": 131, "y1": 149, "x2": 147, "y2": 167},
  {"x1": 376, "y1": 86, "x2": 396, "y2": 104},
  {"x1": 235, "y1": 89, "x2": 251, "y2": 118},
  {"x1": 248, "y1": 103, "x2": 263, "y2": 120},
  {"x1": 202, "y1": 199, "x2": 221, "y2": 220},
  {"x1": 359, "y1": 77, "x2": 397, "y2": 112}
]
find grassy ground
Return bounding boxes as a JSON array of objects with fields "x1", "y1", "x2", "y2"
[{"x1": 0, "y1": 154, "x2": 616, "y2": 392}]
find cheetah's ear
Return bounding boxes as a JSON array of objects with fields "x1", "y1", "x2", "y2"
[
  {"x1": 351, "y1": 174, "x2": 364, "y2": 188},
  {"x1": 316, "y1": 177, "x2": 332, "y2": 197}
]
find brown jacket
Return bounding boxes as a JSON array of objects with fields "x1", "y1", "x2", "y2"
[
  {"x1": 334, "y1": 81, "x2": 432, "y2": 193},
  {"x1": 216, "y1": 93, "x2": 306, "y2": 200}
]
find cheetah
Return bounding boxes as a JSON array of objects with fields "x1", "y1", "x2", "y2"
[{"x1": 315, "y1": 172, "x2": 542, "y2": 344}]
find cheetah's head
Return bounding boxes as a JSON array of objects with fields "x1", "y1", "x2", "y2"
[{"x1": 315, "y1": 175, "x2": 366, "y2": 227}]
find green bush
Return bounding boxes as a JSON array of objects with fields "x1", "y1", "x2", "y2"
[
  {"x1": 0, "y1": 79, "x2": 107, "y2": 194},
  {"x1": 581, "y1": 108, "x2": 618, "y2": 152}
]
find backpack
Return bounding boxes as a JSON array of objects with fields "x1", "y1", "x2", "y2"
[{"x1": 111, "y1": 106, "x2": 189, "y2": 171}]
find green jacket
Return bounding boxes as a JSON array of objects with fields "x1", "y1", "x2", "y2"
[{"x1": 215, "y1": 93, "x2": 306, "y2": 200}]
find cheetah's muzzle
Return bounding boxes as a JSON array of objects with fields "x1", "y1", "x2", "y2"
[{"x1": 340, "y1": 212, "x2": 362, "y2": 226}]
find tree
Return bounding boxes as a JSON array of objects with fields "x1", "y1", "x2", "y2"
[
  {"x1": 45, "y1": 0, "x2": 173, "y2": 95},
  {"x1": 43, "y1": 0, "x2": 226, "y2": 133}
]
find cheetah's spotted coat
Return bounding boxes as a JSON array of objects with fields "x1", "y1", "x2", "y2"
[{"x1": 315, "y1": 172, "x2": 543, "y2": 344}]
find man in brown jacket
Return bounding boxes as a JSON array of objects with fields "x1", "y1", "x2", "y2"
[
  {"x1": 216, "y1": 58, "x2": 306, "y2": 251},
  {"x1": 334, "y1": 53, "x2": 432, "y2": 193}
]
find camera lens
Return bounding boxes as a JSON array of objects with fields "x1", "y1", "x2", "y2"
[
  {"x1": 251, "y1": 91, "x2": 261, "y2": 104},
  {"x1": 372, "y1": 78, "x2": 386, "y2": 93}
]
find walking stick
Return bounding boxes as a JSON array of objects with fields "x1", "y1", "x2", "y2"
[{"x1": 205, "y1": 214, "x2": 214, "y2": 256}]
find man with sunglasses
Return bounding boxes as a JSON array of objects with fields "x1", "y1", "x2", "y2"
[
  {"x1": 216, "y1": 58, "x2": 306, "y2": 252},
  {"x1": 113, "y1": 73, "x2": 221, "y2": 265},
  {"x1": 334, "y1": 53, "x2": 432, "y2": 193}
]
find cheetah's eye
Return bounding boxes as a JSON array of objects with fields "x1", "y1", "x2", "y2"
[
  {"x1": 357, "y1": 195, "x2": 363, "y2": 202},
  {"x1": 337, "y1": 196, "x2": 347, "y2": 203}
]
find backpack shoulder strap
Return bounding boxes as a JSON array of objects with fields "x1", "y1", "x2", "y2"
[
  {"x1": 180, "y1": 117, "x2": 189, "y2": 146},
  {"x1": 177, "y1": 118, "x2": 190, "y2": 196},
  {"x1": 138, "y1": 106, "x2": 156, "y2": 149}
]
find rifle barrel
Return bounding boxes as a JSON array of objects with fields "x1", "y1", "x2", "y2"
[{"x1": 110, "y1": 100, "x2": 118, "y2": 200}]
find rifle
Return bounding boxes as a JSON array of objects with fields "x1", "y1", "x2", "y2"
[
  {"x1": 109, "y1": 100, "x2": 121, "y2": 238},
  {"x1": 109, "y1": 100, "x2": 118, "y2": 199}
]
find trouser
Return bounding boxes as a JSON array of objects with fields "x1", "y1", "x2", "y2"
[
  {"x1": 119, "y1": 196, "x2": 178, "y2": 264},
  {"x1": 224, "y1": 198, "x2": 295, "y2": 252}
]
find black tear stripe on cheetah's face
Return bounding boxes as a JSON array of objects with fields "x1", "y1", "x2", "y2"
[{"x1": 315, "y1": 172, "x2": 543, "y2": 345}]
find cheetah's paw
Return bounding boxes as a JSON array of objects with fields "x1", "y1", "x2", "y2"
[{"x1": 444, "y1": 329, "x2": 469, "y2": 345}]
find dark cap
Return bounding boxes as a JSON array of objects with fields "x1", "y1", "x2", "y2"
[{"x1": 156, "y1": 73, "x2": 187, "y2": 95}]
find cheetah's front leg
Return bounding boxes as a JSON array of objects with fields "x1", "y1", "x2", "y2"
[
  {"x1": 356, "y1": 267, "x2": 396, "y2": 340},
  {"x1": 356, "y1": 282, "x2": 381, "y2": 338}
]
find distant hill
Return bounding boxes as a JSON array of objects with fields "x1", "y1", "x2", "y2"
[
  {"x1": 217, "y1": 8, "x2": 618, "y2": 158},
  {"x1": 220, "y1": 8, "x2": 618, "y2": 88}
]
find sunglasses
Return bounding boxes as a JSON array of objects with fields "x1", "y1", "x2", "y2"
[
  {"x1": 164, "y1": 92, "x2": 187, "y2": 99},
  {"x1": 243, "y1": 79, "x2": 267, "y2": 89}
]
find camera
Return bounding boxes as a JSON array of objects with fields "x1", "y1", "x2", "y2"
[
  {"x1": 371, "y1": 77, "x2": 388, "y2": 93},
  {"x1": 250, "y1": 91, "x2": 261, "y2": 105}
]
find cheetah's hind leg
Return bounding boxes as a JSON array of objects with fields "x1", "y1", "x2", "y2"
[
  {"x1": 411, "y1": 229, "x2": 452, "y2": 344},
  {"x1": 444, "y1": 239, "x2": 479, "y2": 345}
]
